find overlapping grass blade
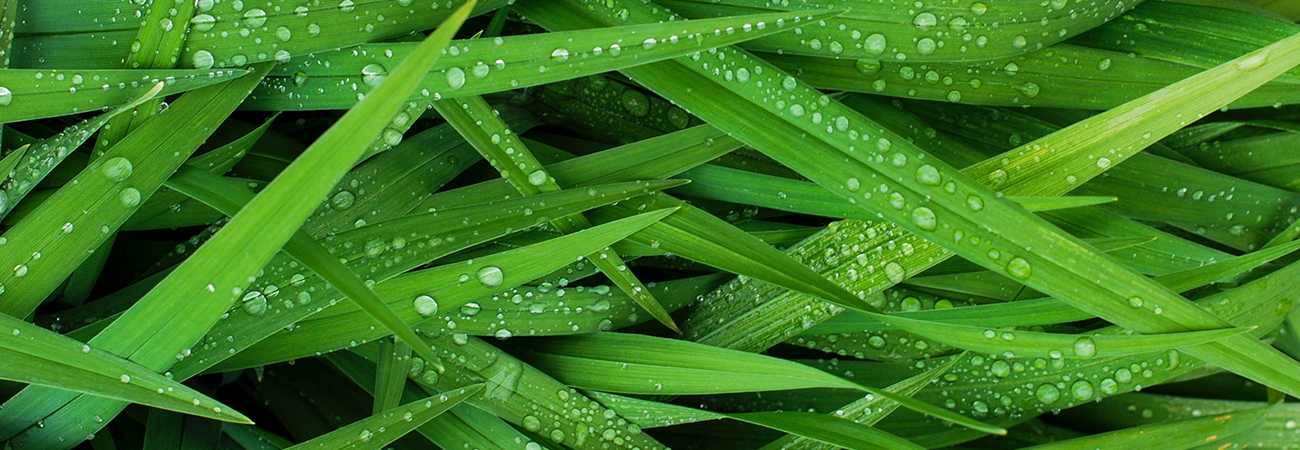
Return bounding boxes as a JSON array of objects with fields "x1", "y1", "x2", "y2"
[
  {"x1": 372, "y1": 339, "x2": 412, "y2": 414},
  {"x1": 0, "y1": 66, "x2": 267, "y2": 319},
  {"x1": 581, "y1": 392, "x2": 926, "y2": 450},
  {"x1": 436, "y1": 94, "x2": 680, "y2": 330},
  {"x1": 245, "y1": 9, "x2": 840, "y2": 110},
  {"x1": 1018, "y1": 407, "x2": 1266, "y2": 450},
  {"x1": 0, "y1": 69, "x2": 248, "y2": 122},
  {"x1": 516, "y1": 332, "x2": 1005, "y2": 435},
  {"x1": 207, "y1": 208, "x2": 678, "y2": 372},
  {"x1": 283, "y1": 385, "x2": 482, "y2": 450},
  {"x1": 0, "y1": 313, "x2": 248, "y2": 424},
  {"x1": 0, "y1": 4, "x2": 473, "y2": 446}
]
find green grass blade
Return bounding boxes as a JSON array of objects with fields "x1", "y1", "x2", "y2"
[
  {"x1": 372, "y1": 339, "x2": 412, "y2": 414},
  {"x1": 0, "y1": 67, "x2": 265, "y2": 319},
  {"x1": 245, "y1": 9, "x2": 843, "y2": 110},
  {"x1": 516, "y1": 332, "x2": 1004, "y2": 435},
  {"x1": 0, "y1": 69, "x2": 246, "y2": 123},
  {"x1": 283, "y1": 385, "x2": 482, "y2": 450},
  {"x1": 435, "y1": 94, "x2": 680, "y2": 331},
  {"x1": 0, "y1": 4, "x2": 473, "y2": 445},
  {"x1": 1019, "y1": 408, "x2": 1266, "y2": 450},
  {"x1": 0, "y1": 313, "x2": 248, "y2": 424},
  {"x1": 207, "y1": 208, "x2": 678, "y2": 371}
]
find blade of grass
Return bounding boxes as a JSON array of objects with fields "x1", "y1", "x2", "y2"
[{"x1": 283, "y1": 385, "x2": 482, "y2": 450}]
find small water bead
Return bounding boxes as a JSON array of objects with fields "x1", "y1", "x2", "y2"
[
  {"x1": 13, "y1": 264, "x2": 26, "y2": 277},
  {"x1": 477, "y1": 266, "x2": 503, "y2": 287},
  {"x1": 191, "y1": 14, "x2": 216, "y2": 31},
  {"x1": 243, "y1": 9, "x2": 267, "y2": 27},
  {"x1": 338, "y1": 0, "x2": 355, "y2": 12},
  {"x1": 781, "y1": 76, "x2": 798, "y2": 91},
  {"x1": 856, "y1": 59, "x2": 881, "y2": 75},
  {"x1": 1016, "y1": 82, "x2": 1040, "y2": 97},
  {"x1": 522, "y1": 415, "x2": 542, "y2": 431},
  {"x1": 413, "y1": 295, "x2": 438, "y2": 317},
  {"x1": 946, "y1": 90, "x2": 962, "y2": 102},
  {"x1": 642, "y1": 38, "x2": 657, "y2": 50},
  {"x1": 119, "y1": 188, "x2": 142, "y2": 208},
  {"x1": 551, "y1": 48, "x2": 570, "y2": 63},
  {"x1": 1098, "y1": 58, "x2": 1112, "y2": 70},
  {"x1": 99, "y1": 157, "x2": 134, "y2": 182},
  {"x1": 1072, "y1": 337, "x2": 1097, "y2": 358},
  {"x1": 472, "y1": 64, "x2": 489, "y2": 78},
  {"x1": 966, "y1": 195, "x2": 984, "y2": 211},
  {"x1": 308, "y1": 23, "x2": 321, "y2": 36},
  {"x1": 1006, "y1": 257, "x2": 1031, "y2": 279},
  {"x1": 550, "y1": 429, "x2": 566, "y2": 443},
  {"x1": 620, "y1": 90, "x2": 649, "y2": 117},
  {"x1": 527, "y1": 170, "x2": 549, "y2": 186},
  {"x1": 1012, "y1": 36, "x2": 1028, "y2": 49},
  {"x1": 420, "y1": 369, "x2": 439, "y2": 385},
  {"x1": 1071, "y1": 380, "x2": 1094, "y2": 401},
  {"x1": 970, "y1": 2, "x2": 988, "y2": 15},
  {"x1": 735, "y1": 67, "x2": 751, "y2": 83},
  {"x1": 911, "y1": 207, "x2": 937, "y2": 230},
  {"x1": 120, "y1": 374, "x2": 131, "y2": 383},
  {"x1": 241, "y1": 291, "x2": 267, "y2": 315},
  {"x1": 990, "y1": 360, "x2": 1010, "y2": 377},
  {"x1": 828, "y1": 41, "x2": 844, "y2": 54},
  {"x1": 1128, "y1": 296, "x2": 1143, "y2": 308},
  {"x1": 330, "y1": 191, "x2": 355, "y2": 210},
  {"x1": 788, "y1": 104, "x2": 805, "y2": 117},
  {"x1": 275, "y1": 26, "x2": 292, "y2": 42},
  {"x1": 916, "y1": 38, "x2": 936, "y2": 55},
  {"x1": 884, "y1": 261, "x2": 906, "y2": 283},
  {"x1": 460, "y1": 302, "x2": 481, "y2": 317},
  {"x1": 61, "y1": 222, "x2": 73, "y2": 234},
  {"x1": 865, "y1": 34, "x2": 887, "y2": 54},
  {"x1": 358, "y1": 429, "x2": 373, "y2": 443},
  {"x1": 1035, "y1": 383, "x2": 1060, "y2": 404},
  {"x1": 1115, "y1": 368, "x2": 1133, "y2": 383},
  {"x1": 1096, "y1": 157, "x2": 1112, "y2": 169},
  {"x1": 845, "y1": 178, "x2": 860, "y2": 192},
  {"x1": 913, "y1": 12, "x2": 937, "y2": 30},
  {"x1": 361, "y1": 63, "x2": 388, "y2": 87},
  {"x1": 1099, "y1": 378, "x2": 1118, "y2": 394},
  {"x1": 920, "y1": 165, "x2": 941, "y2": 185},
  {"x1": 446, "y1": 68, "x2": 466, "y2": 90},
  {"x1": 494, "y1": 329, "x2": 512, "y2": 340}
]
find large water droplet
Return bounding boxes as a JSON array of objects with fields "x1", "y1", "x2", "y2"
[
  {"x1": 1072, "y1": 337, "x2": 1096, "y2": 358},
  {"x1": 241, "y1": 291, "x2": 267, "y2": 315},
  {"x1": 119, "y1": 188, "x2": 142, "y2": 208},
  {"x1": 912, "y1": 207, "x2": 937, "y2": 231},
  {"x1": 330, "y1": 191, "x2": 355, "y2": 210},
  {"x1": 243, "y1": 9, "x2": 267, "y2": 27},
  {"x1": 913, "y1": 12, "x2": 937, "y2": 29},
  {"x1": 884, "y1": 261, "x2": 906, "y2": 283},
  {"x1": 551, "y1": 48, "x2": 570, "y2": 63},
  {"x1": 477, "y1": 266, "x2": 503, "y2": 287},
  {"x1": 1035, "y1": 383, "x2": 1060, "y2": 404},
  {"x1": 361, "y1": 63, "x2": 388, "y2": 87},
  {"x1": 99, "y1": 157, "x2": 134, "y2": 182},
  {"x1": 413, "y1": 295, "x2": 438, "y2": 317},
  {"x1": 446, "y1": 68, "x2": 466, "y2": 90},
  {"x1": 1006, "y1": 257, "x2": 1031, "y2": 279},
  {"x1": 192, "y1": 50, "x2": 215, "y2": 70},
  {"x1": 864, "y1": 34, "x2": 887, "y2": 54}
]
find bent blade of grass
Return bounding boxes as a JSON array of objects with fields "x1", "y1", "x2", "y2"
[
  {"x1": 583, "y1": 392, "x2": 926, "y2": 450},
  {"x1": 0, "y1": 69, "x2": 247, "y2": 123},
  {"x1": 522, "y1": 0, "x2": 1300, "y2": 399},
  {"x1": 0, "y1": 67, "x2": 264, "y2": 320},
  {"x1": 283, "y1": 385, "x2": 483, "y2": 450},
  {"x1": 0, "y1": 5, "x2": 474, "y2": 446},
  {"x1": 207, "y1": 209, "x2": 679, "y2": 371},
  {"x1": 372, "y1": 339, "x2": 412, "y2": 414},
  {"x1": 1019, "y1": 407, "x2": 1266, "y2": 450},
  {"x1": 0, "y1": 313, "x2": 248, "y2": 424},
  {"x1": 164, "y1": 165, "x2": 450, "y2": 372},
  {"x1": 245, "y1": 9, "x2": 841, "y2": 110},
  {"x1": 436, "y1": 94, "x2": 679, "y2": 331},
  {"x1": 516, "y1": 333, "x2": 1004, "y2": 435}
]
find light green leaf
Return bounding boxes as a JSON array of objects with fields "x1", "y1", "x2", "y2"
[{"x1": 284, "y1": 384, "x2": 483, "y2": 450}]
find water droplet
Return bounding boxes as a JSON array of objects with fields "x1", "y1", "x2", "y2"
[
  {"x1": 864, "y1": 34, "x2": 887, "y2": 54},
  {"x1": 120, "y1": 374, "x2": 130, "y2": 383},
  {"x1": 1128, "y1": 296, "x2": 1143, "y2": 308},
  {"x1": 845, "y1": 178, "x2": 860, "y2": 192},
  {"x1": 551, "y1": 48, "x2": 570, "y2": 63},
  {"x1": 99, "y1": 157, "x2": 134, "y2": 182},
  {"x1": 620, "y1": 90, "x2": 650, "y2": 117},
  {"x1": 781, "y1": 76, "x2": 798, "y2": 91},
  {"x1": 1015, "y1": 82, "x2": 1040, "y2": 97},
  {"x1": 361, "y1": 63, "x2": 388, "y2": 87},
  {"x1": 916, "y1": 38, "x2": 936, "y2": 55},
  {"x1": 884, "y1": 261, "x2": 906, "y2": 283},
  {"x1": 523, "y1": 415, "x2": 542, "y2": 431},
  {"x1": 275, "y1": 26, "x2": 292, "y2": 42},
  {"x1": 243, "y1": 9, "x2": 267, "y2": 27},
  {"x1": 1006, "y1": 257, "x2": 1031, "y2": 279},
  {"x1": 912, "y1": 207, "x2": 937, "y2": 230},
  {"x1": 338, "y1": 0, "x2": 355, "y2": 12},
  {"x1": 1071, "y1": 380, "x2": 1094, "y2": 401},
  {"x1": 1035, "y1": 383, "x2": 1060, "y2": 404},
  {"x1": 856, "y1": 59, "x2": 881, "y2": 75},
  {"x1": 331, "y1": 191, "x2": 355, "y2": 210},
  {"x1": 61, "y1": 222, "x2": 73, "y2": 234},
  {"x1": 192, "y1": 50, "x2": 215, "y2": 70},
  {"x1": 1012, "y1": 35, "x2": 1028, "y2": 49},
  {"x1": 1098, "y1": 58, "x2": 1112, "y2": 70},
  {"x1": 1072, "y1": 337, "x2": 1096, "y2": 358},
  {"x1": 13, "y1": 264, "x2": 26, "y2": 277},
  {"x1": 1096, "y1": 157, "x2": 1112, "y2": 169},
  {"x1": 528, "y1": 170, "x2": 548, "y2": 186},
  {"x1": 970, "y1": 3, "x2": 988, "y2": 15},
  {"x1": 241, "y1": 291, "x2": 267, "y2": 315},
  {"x1": 119, "y1": 188, "x2": 142, "y2": 208},
  {"x1": 966, "y1": 195, "x2": 984, "y2": 211},
  {"x1": 460, "y1": 302, "x2": 481, "y2": 317},
  {"x1": 413, "y1": 295, "x2": 438, "y2": 317},
  {"x1": 913, "y1": 12, "x2": 937, "y2": 29},
  {"x1": 191, "y1": 14, "x2": 216, "y2": 32},
  {"x1": 446, "y1": 68, "x2": 466, "y2": 90},
  {"x1": 477, "y1": 266, "x2": 503, "y2": 287}
]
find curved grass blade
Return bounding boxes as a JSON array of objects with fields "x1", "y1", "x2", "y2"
[
  {"x1": 0, "y1": 4, "x2": 475, "y2": 446},
  {"x1": 515, "y1": 332, "x2": 1005, "y2": 435},
  {"x1": 655, "y1": 0, "x2": 1136, "y2": 63},
  {"x1": 435, "y1": 94, "x2": 679, "y2": 331},
  {"x1": 0, "y1": 314, "x2": 249, "y2": 424},
  {"x1": 244, "y1": 9, "x2": 843, "y2": 110},
  {"x1": 372, "y1": 339, "x2": 412, "y2": 414},
  {"x1": 1019, "y1": 408, "x2": 1266, "y2": 450},
  {"x1": 207, "y1": 208, "x2": 678, "y2": 372},
  {"x1": 283, "y1": 384, "x2": 482, "y2": 450},
  {"x1": 0, "y1": 69, "x2": 249, "y2": 123},
  {"x1": 523, "y1": 0, "x2": 1300, "y2": 400},
  {"x1": 584, "y1": 392, "x2": 925, "y2": 450},
  {"x1": 0, "y1": 66, "x2": 266, "y2": 320}
]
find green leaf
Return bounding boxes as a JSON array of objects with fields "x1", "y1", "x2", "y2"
[
  {"x1": 0, "y1": 313, "x2": 249, "y2": 424},
  {"x1": 244, "y1": 9, "x2": 845, "y2": 110},
  {"x1": 0, "y1": 69, "x2": 248, "y2": 123},
  {"x1": 515, "y1": 332, "x2": 1005, "y2": 435},
  {"x1": 283, "y1": 384, "x2": 483, "y2": 450},
  {"x1": 1019, "y1": 407, "x2": 1266, "y2": 450}
]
